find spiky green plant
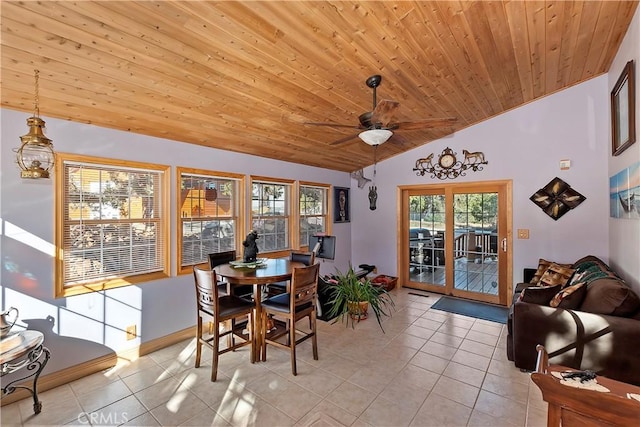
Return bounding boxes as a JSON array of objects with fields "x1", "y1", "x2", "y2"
[{"x1": 326, "y1": 264, "x2": 395, "y2": 332}]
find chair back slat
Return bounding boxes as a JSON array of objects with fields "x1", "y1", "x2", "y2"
[
  {"x1": 290, "y1": 263, "x2": 320, "y2": 310},
  {"x1": 208, "y1": 250, "x2": 236, "y2": 269},
  {"x1": 193, "y1": 266, "x2": 219, "y2": 313}
]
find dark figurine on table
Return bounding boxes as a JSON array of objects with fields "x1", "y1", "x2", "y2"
[{"x1": 243, "y1": 230, "x2": 260, "y2": 262}]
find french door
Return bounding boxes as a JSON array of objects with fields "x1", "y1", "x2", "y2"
[{"x1": 399, "y1": 181, "x2": 512, "y2": 305}]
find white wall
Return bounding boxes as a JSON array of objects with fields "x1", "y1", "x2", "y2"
[
  {"x1": 0, "y1": 109, "x2": 349, "y2": 374},
  {"x1": 608, "y1": 6, "x2": 640, "y2": 291},
  {"x1": 351, "y1": 76, "x2": 611, "y2": 286}
]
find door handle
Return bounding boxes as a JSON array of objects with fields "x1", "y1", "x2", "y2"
[{"x1": 501, "y1": 237, "x2": 507, "y2": 252}]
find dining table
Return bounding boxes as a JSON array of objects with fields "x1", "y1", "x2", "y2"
[{"x1": 214, "y1": 258, "x2": 304, "y2": 361}]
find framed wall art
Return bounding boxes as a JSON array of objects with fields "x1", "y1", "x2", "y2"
[
  {"x1": 530, "y1": 177, "x2": 586, "y2": 221},
  {"x1": 610, "y1": 161, "x2": 640, "y2": 219},
  {"x1": 611, "y1": 60, "x2": 636, "y2": 156},
  {"x1": 333, "y1": 187, "x2": 350, "y2": 223}
]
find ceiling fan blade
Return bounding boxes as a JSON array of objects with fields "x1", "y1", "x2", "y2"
[
  {"x1": 328, "y1": 133, "x2": 360, "y2": 146},
  {"x1": 304, "y1": 121, "x2": 360, "y2": 129},
  {"x1": 394, "y1": 117, "x2": 457, "y2": 130},
  {"x1": 388, "y1": 133, "x2": 409, "y2": 145},
  {"x1": 371, "y1": 99, "x2": 400, "y2": 127}
]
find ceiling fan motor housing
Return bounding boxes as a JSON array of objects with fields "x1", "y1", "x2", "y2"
[{"x1": 359, "y1": 111, "x2": 374, "y2": 129}]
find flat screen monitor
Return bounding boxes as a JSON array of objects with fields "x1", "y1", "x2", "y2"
[{"x1": 309, "y1": 235, "x2": 336, "y2": 260}]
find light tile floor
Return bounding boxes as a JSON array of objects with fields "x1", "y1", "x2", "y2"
[{"x1": 1, "y1": 288, "x2": 548, "y2": 426}]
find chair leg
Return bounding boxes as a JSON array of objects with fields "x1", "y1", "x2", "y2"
[
  {"x1": 228, "y1": 319, "x2": 235, "y2": 349},
  {"x1": 290, "y1": 319, "x2": 297, "y2": 376},
  {"x1": 211, "y1": 321, "x2": 220, "y2": 382},
  {"x1": 195, "y1": 316, "x2": 203, "y2": 368},
  {"x1": 285, "y1": 319, "x2": 291, "y2": 345},
  {"x1": 248, "y1": 312, "x2": 255, "y2": 364},
  {"x1": 311, "y1": 312, "x2": 318, "y2": 361},
  {"x1": 261, "y1": 310, "x2": 268, "y2": 361}
]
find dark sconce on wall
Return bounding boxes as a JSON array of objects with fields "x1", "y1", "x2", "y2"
[
  {"x1": 530, "y1": 177, "x2": 586, "y2": 220},
  {"x1": 413, "y1": 147, "x2": 487, "y2": 180}
]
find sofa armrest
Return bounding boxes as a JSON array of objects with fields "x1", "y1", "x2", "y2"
[{"x1": 512, "y1": 300, "x2": 640, "y2": 385}]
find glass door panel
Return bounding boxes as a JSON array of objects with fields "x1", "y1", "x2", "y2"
[
  {"x1": 407, "y1": 193, "x2": 445, "y2": 290},
  {"x1": 401, "y1": 182, "x2": 509, "y2": 304},
  {"x1": 452, "y1": 192, "x2": 499, "y2": 297}
]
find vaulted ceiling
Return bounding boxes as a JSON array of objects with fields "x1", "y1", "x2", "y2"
[{"x1": 1, "y1": 1, "x2": 637, "y2": 172}]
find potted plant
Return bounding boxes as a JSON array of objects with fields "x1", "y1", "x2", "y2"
[{"x1": 325, "y1": 265, "x2": 395, "y2": 331}]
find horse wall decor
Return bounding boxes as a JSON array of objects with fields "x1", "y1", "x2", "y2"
[{"x1": 413, "y1": 147, "x2": 488, "y2": 180}]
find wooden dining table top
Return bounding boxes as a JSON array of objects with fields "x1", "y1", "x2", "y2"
[{"x1": 214, "y1": 258, "x2": 305, "y2": 285}]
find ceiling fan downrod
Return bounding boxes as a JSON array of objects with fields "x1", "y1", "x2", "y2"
[{"x1": 366, "y1": 75, "x2": 382, "y2": 110}]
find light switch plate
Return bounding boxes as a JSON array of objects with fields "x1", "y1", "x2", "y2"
[{"x1": 517, "y1": 229, "x2": 529, "y2": 239}]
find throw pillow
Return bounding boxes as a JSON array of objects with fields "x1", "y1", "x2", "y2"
[
  {"x1": 519, "y1": 284, "x2": 561, "y2": 305},
  {"x1": 580, "y1": 277, "x2": 640, "y2": 316},
  {"x1": 530, "y1": 258, "x2": 553, "y2": 285},
  {"x1": 550, "y1": 283, "x2": 587, "y2": 309},
  {"x1": 538, "y1": 263, "x2": 576, "y2": 287}
]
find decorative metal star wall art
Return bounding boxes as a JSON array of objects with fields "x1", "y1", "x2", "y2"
[
  {"x1": 530, "y1": 177, "x2": 586, "y2": 220},
  {"x1": 350, "y1": 169, "x2": 372, "y2": 188}
]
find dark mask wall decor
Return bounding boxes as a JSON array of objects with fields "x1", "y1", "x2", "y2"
[{"x1": 368, "y1": 185, "x2": 377, "y2": 210}]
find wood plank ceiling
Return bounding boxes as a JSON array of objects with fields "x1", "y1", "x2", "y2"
[{"x1": 1, "y1": 1, "x2": 637, "y2": 172}]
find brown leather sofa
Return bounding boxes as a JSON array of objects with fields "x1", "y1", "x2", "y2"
[{"x1": 507, "y1": 255, "x2": 640, "y2": 386}]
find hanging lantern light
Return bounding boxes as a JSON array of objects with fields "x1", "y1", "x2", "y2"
[{"x1": 15, "y1": 70, "x2": 55, "y2": 179}]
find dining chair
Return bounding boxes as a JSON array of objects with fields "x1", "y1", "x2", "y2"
[
  {"x1": 193, "y1": 265, "x2": 255, "y2": 381},
  {"x1": 266, "y1": 250, "x2": 316, "y2": 296},
  {"x1": 208, "y1": 250, "x2": 253, "y2": 299},
  {"x1": 261, "y1": 262, "x2": 319, "y2": 375},
  {"x1": 208, "y1": 250, "x2": 236, "y2": 295}
]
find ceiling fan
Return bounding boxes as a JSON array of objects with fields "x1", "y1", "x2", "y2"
[{"x1": 305, "y1": 75, "x2": 457, "y2": 146}]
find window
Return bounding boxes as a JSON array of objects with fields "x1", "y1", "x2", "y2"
[
  {"x1": 250, "y1": 177, "x2": 293, "y2": 254},
  {"x1": 299, "y1": 183, "x2": 329, "y2": 248},
  {"x1": 178, "y1": 168, "x2": 243, "y2": 274},
  {"x1": 55, "y1": 154, "x2": 170, "y2": 297}
]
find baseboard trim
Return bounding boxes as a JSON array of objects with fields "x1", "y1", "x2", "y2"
[{"x1": 1, "y1": 326, "x2": 195, "y2": 407}]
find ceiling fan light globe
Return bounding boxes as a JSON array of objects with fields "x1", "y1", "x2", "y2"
[{"x1": 358, "y1": 129, "x2": 392, "y2": 146}]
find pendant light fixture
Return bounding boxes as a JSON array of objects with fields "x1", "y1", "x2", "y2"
[{"x1": 15, "y1": 70, "x2": 55, "y2": 179}]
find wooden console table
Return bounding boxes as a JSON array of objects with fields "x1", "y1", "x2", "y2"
[
  {"x1": 531, "y1": 345, "x2": 640, "y2": 426},
  {"x1": 1, "y1": 330, "x2": 51, "y2": 414}
]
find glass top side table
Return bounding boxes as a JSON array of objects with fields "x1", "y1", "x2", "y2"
[{"x1": 1, "y1": 330, "x2": 51, "y2": 414}]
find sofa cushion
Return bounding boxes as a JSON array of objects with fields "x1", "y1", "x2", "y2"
[
  {"x1": 580, "y1": 277, "x2": 640, "y2": 316},
  {"x1": 519, "y1": 284, "x2": 561, "y2": 305},
  {"x1": 550, "y1": 283, "x2": 587, "y2": 309},
  {"x1": 538, "y1": 263, "x2": 575, "y2": 287}
]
